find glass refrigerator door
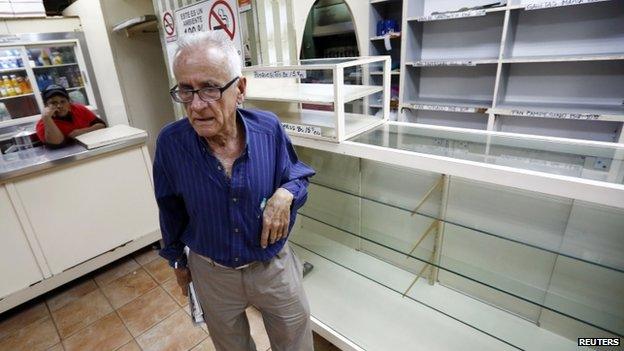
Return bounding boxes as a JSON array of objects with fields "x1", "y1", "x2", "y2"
[
  {"x1": 0, "y1": 46, "x2": 39, "y2": 122},
  {"x1": 26, "y1": 42, "x2": 92, "y2": 107}
]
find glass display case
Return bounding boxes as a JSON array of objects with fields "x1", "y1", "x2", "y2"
[
  {"x1": 242, "y1": 57, "x2": 391, "y2": 142},
  {"x1": 286, "y1": 123, "x2": 624, "y2": 350},
  {"x1": 0, "y1": 32, "x2": 101, "y2": 129}
]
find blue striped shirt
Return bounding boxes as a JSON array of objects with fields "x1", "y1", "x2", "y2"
[{"x1": 153, "y1": 108, "x2": 315, "y2": 268}]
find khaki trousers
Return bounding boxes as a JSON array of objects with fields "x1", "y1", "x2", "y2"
[{"x1": 188, "y1": 243, "x2": 313, "y2": 351}]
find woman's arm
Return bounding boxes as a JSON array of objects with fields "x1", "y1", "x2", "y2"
[
  {"x1": 68, "y1": 122, "x2": 106, "y2": 138},
  {"x1": 41, "y1": 106, "x2": 65, "y2": 145}
]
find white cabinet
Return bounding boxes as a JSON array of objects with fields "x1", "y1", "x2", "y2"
[
  {"x1": 11, "y1": 147, "x2": 158, "y2": 275},
  {"x1": 0, "y1": 185, "x2": 43, "y2": 299}
]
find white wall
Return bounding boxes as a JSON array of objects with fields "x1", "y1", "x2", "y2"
[
  {"x1": 0, "y1": 17, "x2": 81, "y2": 34},
  {"x1": 100, "y1": 0, "x2": 175, "y2": 157},
  {"x1": 63, "y1": 1, "x2": 129, "y2": 126}
]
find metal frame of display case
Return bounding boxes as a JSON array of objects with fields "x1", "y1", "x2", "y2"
[
  {"x1": 243, "y1": 56, "x2": 391, "y2": 142},
  {"x1": 0, "y1": 31, "x2": 105, "y2": 130}
]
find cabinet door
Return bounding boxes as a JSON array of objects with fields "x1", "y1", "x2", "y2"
[
  {"x1": 0, "y1": 185, "x2": 44, "y2": 298},
  {"x1": 13, "y1": 147, "x2": 159, "y2": 274}
]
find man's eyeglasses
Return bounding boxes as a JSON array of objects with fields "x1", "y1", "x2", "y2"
[{"x1": 170, "y1": 77, "x2": 239, "y2": 103}]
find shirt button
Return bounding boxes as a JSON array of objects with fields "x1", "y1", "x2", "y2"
[
  {"x1": 234, "y1": 258, "x2": 239, "y2": 262},
  {"x1": 234, "y1": 228, "x2": 239, "y2": 233},
  {"x1": 232, "y1": 197, "x2": 238, "y2": 203},
  {"x1": 217, "y1": 165, "x2": 222, "y2": 170}
]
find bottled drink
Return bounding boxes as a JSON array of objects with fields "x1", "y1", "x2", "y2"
[
  {"x1": 0, "y1": 85, "x2": 7, "y2": 98},
  {"x1": 17, "y1": 76, "x2": 31, "y2": 93},
  {"x1": 3, "y1": 76, "x2": 15, "y2": 96}
]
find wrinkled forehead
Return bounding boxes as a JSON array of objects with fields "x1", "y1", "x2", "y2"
[{"x1": 173, "y1": 46, "x2": 229, "y2": 80}]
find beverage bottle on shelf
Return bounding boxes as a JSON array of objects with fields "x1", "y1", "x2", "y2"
[
  {"x1": 39, "y1": 49, "x2": 51, "y2": 66},
  {"x1": 3, "y1": 76, "x2": 15, "y2": 96},
  {"x1": 51, "y1": 51, "x2": 63, "y2": 65},
  {"x1": 10, "y1": 75, "x2": 22, "y2": 95},
  {"x1": 17, "y1": 76, "x2": 31, "y2": 93},
  {"x1": 0, "y1": 84, "x2": 7, "y2": 98},
  {"x1": 27, "y1": 50, "x2": 36, "y2": 67}
]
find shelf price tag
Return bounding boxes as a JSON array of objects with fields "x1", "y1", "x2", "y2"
[
  {"x1": 281, "y1": 122, "x2": 322, "y2": 137},
  {"x1": 417, "y1": 10, "x2": 486, "y2": 22},
  {"x1": 411, "y1": 61, "x2": 477, "y2": 67},
  {"x1": 510, "y1": 110, "x2": 601, "y2": 120},
  {"x1": 525, "y1": 0, "x2": 609, "y2": 10},
  {"x1": 410, "y1": 104, "x2": 486, "y2": 114},
  {"x1": 253, "y1": 70, "x2": 307, "y2": 79}
]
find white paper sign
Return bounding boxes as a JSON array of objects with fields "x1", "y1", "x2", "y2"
[
  {"x1": 411, "y1": 104, "x2": 486, "y2": 114},
  {"x1": 281, "y1": 122, "x2": 322, "y2": 137},
  {"x1": 253, "y1": 70, "x2": 307, "y2": 79},
  {"x1": 525, "y1": 0, "x2": 609, "y2": 10},
  {"x1": 417, "y1": 10, "x2": 486, "y2": 22},
  {"x1": 510, "y1": 110, "x2": 600, "y2": 120},
  {"x1": 412, "y1": 61, "x2": 477, "y2": 67},
  {"x1": 175, "y1": 0, "x2": 243, "y2": 61}
]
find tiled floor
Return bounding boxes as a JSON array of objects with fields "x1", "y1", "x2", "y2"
[{"x1": 0, "y1": 245, "x2": 341, "y2": 351}]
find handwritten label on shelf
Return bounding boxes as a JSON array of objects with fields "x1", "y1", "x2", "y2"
[
  {"x1": 525, "y1": 0, "x2": 609, "y2": 10},
  {"x1": 417, "y1": 10, "x2": 486, "y2": 22},
  {"x1": 253, "y1": 70, "x2": 307, "y2": 79},
  {"x1": 510, "y1": 110, "x2": 601, "y2": 120},
  {"x1": 409, "y1": 104, "x2": 487, "y2": 114},
  {"x1": 281, "y1": 122, "x2": 322, "y2": 137},
  {"x1": 411, "y1": 61, "x2": 477, "y2": 67}
]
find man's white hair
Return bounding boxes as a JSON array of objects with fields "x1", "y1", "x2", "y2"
[{"x1": 174, "y1": 31, "x2": 242, "y2": 78}]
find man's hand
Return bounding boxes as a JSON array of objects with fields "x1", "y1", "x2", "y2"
[
  {"x1": 260, "y1": 188, "x2": 294, "y2": 249},
  {"x1": 173, "y1": 267, "x2": 192, "y2": 297},
  {"x1": 42, "y1": 105, "x2": 57, "y2": 120}
]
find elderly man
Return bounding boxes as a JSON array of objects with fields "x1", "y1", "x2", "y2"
[{"x1": 153, "y1": 30, "x2": 315, "y2": 351}]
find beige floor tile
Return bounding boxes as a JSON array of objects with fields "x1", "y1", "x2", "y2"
[
  {"x1": 101, "y1": 268, "x2": 158, "y2": 309},
  {"x1": 62, "y1": 313, "x2": 131, "y2": 351},
  {"x1": 161, "y1": 278, "x2": 189, "y2": 307},
  {"x1": 246, "y1": 307, "x2": 271, "y2": 351},
  {"x1": 0, "y1": 301, "x2": 49, "y2": 340},
  {"x1": 0, "y1": 316, "x2": 59, "y2": 351},
  {"x1": 94, "y1": 258, "x2": 140, "y2": 288},
  {"x1": 136, "y1": 309, "x2": 207, "y2": 351},
  {"x1": 51, "y1": 289, "x2": 113, "y2": 339},
  {"x1": 117, "y1": 287, "x2": 178, "y2": 337},
  {"x1": 46, "y1": 278, "x2": 98, "y2": 312},
  {"x1": 115, "y1": 339, "x2": 141, "y2": 351},
  {"x1": 46, "y1": 343, "x2": 64, "y2": 351},
  {"x1": 190, "y1": 336, "x2": 217, "y2": 351},
  {"x1": 143, "y1": 258, "x2": 176, "y2": 284},
  {"x1": 133, "y1": 246, "x2": 160, "y2": 266}
]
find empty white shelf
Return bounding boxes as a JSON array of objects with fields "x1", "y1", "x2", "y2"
[
  {"x1": 276, "y1": 109, "x2": 383, "y2": 139},
  {"x1": 491, "y1": 102, "x2": 624, "y2": 122},
  {"x1": 246, "y1": 83, "x2": 382, "y2": 104},
  {"x1": 403, "y1": 98, "x2": 491, "y2": 113},
  {"x1": 407, "y1": 58, "x2": 499, "y2": 67},
  {"x1": 502, "y1": 53, "x2": 624, "y2": 64}
]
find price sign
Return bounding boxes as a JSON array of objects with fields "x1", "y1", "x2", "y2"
[
  {"x1": 281, "y1": 123, "x2": 322, "y2": 137},
  {"x1": 253, "y1": 70, "x2": 307, "y2": 79}
]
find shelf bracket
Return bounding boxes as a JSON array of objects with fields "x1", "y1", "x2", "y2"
[
  {"x1": 405, "y1": 219, "x2": 439, "y2": 259},
  {"x1": 402, "y1": 251, "x2": 435, "y2": 298},
  {"x1": 410, "y1": 176, "x2": 443, "y2": 216}
]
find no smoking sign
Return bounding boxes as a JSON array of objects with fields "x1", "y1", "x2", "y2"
[{"x1": 209, "y1": 0, "x2": 236, "y2": 40}]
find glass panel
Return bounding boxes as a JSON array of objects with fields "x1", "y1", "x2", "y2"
[
  {"x1": 0, "y1": 48, "x2": 38, "y2": 121},
  {"x1": 351, "y1": 123, "x2": 624, "y2": 184},
  {"x1": 27, "y1": 44, "x2": 89, "y2": 105}
]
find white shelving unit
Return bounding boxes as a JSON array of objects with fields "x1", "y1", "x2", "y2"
[
  {"x1": 393, "y1": 0, "x2": 624, "y2": 142},
  {"x1": 243, "y1": 57, "x2": 391, "y2": 142}
]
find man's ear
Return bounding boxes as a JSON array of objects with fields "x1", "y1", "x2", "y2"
[{"x1": 237, "y1": 76, "x2": 247, "y2": 104}]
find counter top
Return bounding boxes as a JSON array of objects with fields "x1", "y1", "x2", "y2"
[{"x1": 0, "y1": 135, "x2": 147, "y2": 183}]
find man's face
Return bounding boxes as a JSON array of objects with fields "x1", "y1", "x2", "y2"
[
  {"x1": 173, "y1": 46, "x2": 245, "y2": 138},
  {"x1": 46, "y1": 96, "x2": 70, "y2": 117}
]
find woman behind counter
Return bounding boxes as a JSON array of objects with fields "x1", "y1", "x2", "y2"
[{"x1": 36, "y1": 84, "x2": 106, "y2": 146}]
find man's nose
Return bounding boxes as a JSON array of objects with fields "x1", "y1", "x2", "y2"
[{"x1": 189, "y1": 92, "x2": 205, "y2": 111}]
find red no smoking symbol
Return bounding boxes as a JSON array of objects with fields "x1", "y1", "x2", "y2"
[
  {"x1": 163, "y1": 12, "x2": 174, "y2": 36},
  {"x1": 209, "y1": 0, "x2": 235, "y2": 40}
]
